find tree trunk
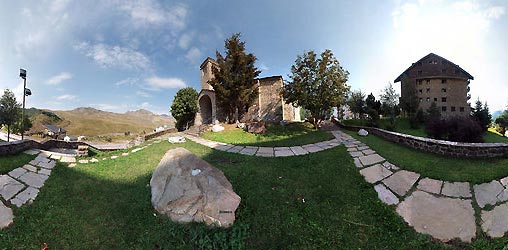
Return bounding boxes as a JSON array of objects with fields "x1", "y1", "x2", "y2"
[
  {"x1": 7, "y1": 125, "x2": 10, "y2": 142},
  {"x1": 234, "y1": 107, "x2": 239, "y2": 124}
]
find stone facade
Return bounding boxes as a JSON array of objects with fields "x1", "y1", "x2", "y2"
[
  {"x1": 395, "y1": 53, "x2": 473, "y2": 118},
  {"x1": 195, "y1": 57, "x2": 300, "y2": 125},
  {"x1": 335, "y1": 120, "x2": 508, "y2": 158}
]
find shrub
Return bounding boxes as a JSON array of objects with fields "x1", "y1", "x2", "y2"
[
  {"x1": 366, "y1": 108, "x2": 379, "y2": 127},
  {"x1": 425, "y1": 116, "x2": 483, "y2": 142}
]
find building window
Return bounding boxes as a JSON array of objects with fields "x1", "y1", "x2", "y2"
[
  {"x1": 418, "y1": 70, "x2": 422, "y2": 76},
  {"x1": 441, "y1": 79, "x2": 447, "y2": 84},
  {"x1": 419, "y1": 89, "x2": 423, "y2": 94},
  {"x1": 426, "y1": 88, "x2": 430, "y2": 93},
  {"x1": 419, "y1": 98, "x2": 423, "y2": 102},
  {"x1": 426, "y1": 97, "x2": 430, "y2": 102},
  {"x1": 442, "y1": 106, "x2": 447, "y2": 112},
  {"x1": 442, "y1": 97, "x2": 447, "y2": 102},
  {"x1": 418, "y1": 80, "x2": 423, "y2": 85},
  {"x1": 451, "y1": 106, "x2": 456, "y2": 112},
  {"x1": 426, "y1": 79, "x2": 430, "y2": 84},
  {"x1": 441, "y1": 88, "x2": 447, "y2": 93},
  {"x1": 460, "y1": 107, "x2": 465, "y2": 112},
  {"x1": 434, "y1": 98, "x2": 438, "y2": 102}
]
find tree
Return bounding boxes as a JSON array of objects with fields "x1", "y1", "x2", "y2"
[
  {"x1": 347, "y1": 90, "x2": 366, "y2": 119},
  {"x1": 0, "y1": 89, "x2": 21, "y2": 142},
  {"x1": 170, "y1": 87, "x2": 199, "y2": 131},
  {"x1": 380, "y1": 83, "x2": 399, "y2": 128},
  {"x1": 11, "y1": 116, "x2": 32, "y2": 135},
  {"x1": 208, "y1": 33, "x2": 260, "y2": 123},
  {"x1": 426, "y1": 101, "x2": 441, "y2": 120},
  {"x1": 472, "y1": 99, "x2": 492, "y2": 131},
  {"x1": 495, "y1": 111, "x2": 508, "y2": 136},
  {"x1": 283, "y1": 49, "x2": 350, "y2": 128},
  {"x1": 399, "y1": 78, "x2": 419, "y2": 128}
]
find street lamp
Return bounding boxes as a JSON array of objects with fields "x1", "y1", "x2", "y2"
[{"x1": 19, "y1": 68, "x2": 31, "y2": 140}]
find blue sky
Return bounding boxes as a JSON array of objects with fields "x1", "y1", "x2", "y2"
[{"x1": 1, "y1": 0, "x2": 507, "y2": 115}]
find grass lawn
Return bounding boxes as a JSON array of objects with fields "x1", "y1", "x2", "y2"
[
  {"x1": 344, "y1": 130, "x2": 508, "y2": 184},
  {"x1": 0, "y1": 153, "x2": 36, "y2": 174},
  {"x1": 2, "y1": 139, "x2": 508, "y2": 249},
  {"x1": 343, "y1": 118, "x2": 508, "y2": 143},
  {"x1": 201, "y1": 122, "x2": 334, "y2": 147}
]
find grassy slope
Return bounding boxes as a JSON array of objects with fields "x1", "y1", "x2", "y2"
[
  {"x1": 0, "y1": 153, "x2": 36, "y2": 174},
  {"x1": 53, "y1": 108, "x2": 174, "y2": 136},
  {"x1": 343, "y1": 118, "x2": 508, "y2": 143},
  {"x1": 345, "y1": 130, "x2": 508, "y2": 184},
  {"x1": 201, "y1": 122, "x2": 335, "y2": 147}
]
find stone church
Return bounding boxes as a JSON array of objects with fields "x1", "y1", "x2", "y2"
[{"x1": 194, "y1": 57, "x2": 300, "y2": 126}]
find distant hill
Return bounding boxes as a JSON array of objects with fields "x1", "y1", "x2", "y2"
[
  {"x1": 26, "y1": 107, "x2": 175, "y2": 136},
  {"x1": 493, "y1": 110, "x2": 506, "y2": 121}
]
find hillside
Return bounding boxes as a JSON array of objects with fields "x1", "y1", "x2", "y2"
[{"x1": 27, "y1": 107, "x2": 174, "y2": 137}]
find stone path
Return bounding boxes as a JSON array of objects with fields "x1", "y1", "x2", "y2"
[
  {"x1": 334, "y1": 130, "x2": 508, "y2": 243},
  {"x1": 184, "y1": 132, "x2": 343, "y2": 157}
]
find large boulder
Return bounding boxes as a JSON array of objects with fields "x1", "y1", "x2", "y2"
[
  {"x1": 247, "y1": 121, "x2": 266, "y2": 134},
  {"x1": 211, "y1": 124, "x2": 224, "y2": 132},
  {"x1": 358, "y1": 129, "x2": 369, "y2": 136},
  {"x1": 150, "y1": 148, "x2": 241, "y2": 227}
]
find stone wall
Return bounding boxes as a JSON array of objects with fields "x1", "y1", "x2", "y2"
[
  {"x1": 334, "y1": 119, "x2": 508, "y2": 158},
  {"x1": 143, "y1": 128, "x2": 177, "y2": 141}
]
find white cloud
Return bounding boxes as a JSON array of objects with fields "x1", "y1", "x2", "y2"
[
  {"x1": 119, "y1": 1, "x2": 187, "y2": 30},
  {"x1": 56, "y1": 94, "x2": 78, "y2": 101},
  {"x1": 145, "y1": 76, "x2": 186, "y2": 90},
  {"x1": 51, "y1": 0, "x2": 71, "y2": 13},
  {"x1": 140, "y1": 102, "x2": 152, "y2": 109},
  {"x1": 114, "y1": 77, "x2": 139, "y2": 86},
  {"x1": 185, "y1": 47, "x2": 202, "y2": 64},
  {"x1": 178, "y1": 32, "x2": 195, "y2": 49},
  {"x1": 136, "y1": 90, "x2": 151, "y2": 97},
  {"x1": 75, "y1": 42, "x2": 150, "y2": 70},
  {"x1": 46, "y1": 72, "x2": 73, "y2": 85}
]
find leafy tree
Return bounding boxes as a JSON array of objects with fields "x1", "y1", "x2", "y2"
[
  {"x1": 495, "y1": 111, "x2": 508, "y2": 136},
  {"x1": 472, "y1": 99, "x2": 492, "y2": 131},
  {"x1": 170, "y1": 87, "x2": 199, "y2": 131},
  {"x1": 283, "y1": 49, "x2": 350, "y2": 129},
  {"x1": 380, "y1": 83, "x2": 399, "y2": 128},
  {"x1": 426, "y1": 101, "x2": 441, "y2": 120},
  {"x1": 399, "y1": 78, "x2": 419, "y2": 128},
  {"x1": 11, "y1": 116, "x2": 32, "y2": 135},
  {"x1": 0, "y1": 89, "x2": 21, "y2": 142},
  {"x1": 347, "y1": 90, "x2": 366, "y2": 120},
  {"x1": 209, "y1": 33, "x2": 260, "y2": 123}
]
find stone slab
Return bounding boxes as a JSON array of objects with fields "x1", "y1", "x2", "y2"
[
  {"x1": 18, "y1": 172, "x2": 46, "y2": 188},
  {"x1": 441, "y1": 182, "x2": 471, "y2": 198},
  {"x1": 110, "y1": 156, "x2": 118, "y2": 159},
  {"x1": 417, "y1": 178, "x2": 443, "y2": 195},
  {"x1": 122, "y1": 152, "x2": 129, "y2": 156},
  {"x1": 346, "y1": 147, "x2": 358, "y2": 152},
  {"x1": 8, "y1": 168, "x2": 27, "y2": 179},
  {"x1": 239, "y1": 147, "x2": 258, "y2": 156},
  {"x1": 39, "y1": 169, "x2": 51, "y2": 176},
  {"x1": 79, "y1": 160, "x2": 89, "y2": 164},
  {"x1": 474, "y1": 181, "x2": 505, "y2": 208},
  {"x1": 497, "y1": 189, "x2": 508, "y2": 203},
  {"x1": 382, "y1": 162, "x2": 400, "y2": 171},
  {"x1": 481, "y1": 203, "x2": 508, "y2": 238},
  {"x1": 50, "y1": 154, "x2": 61, "y2": 160},
  {"x1": 23, "y1": 164, "x2": 37, "y2": 172},
  {"x1": 90, "y1": 158, "x2": 99, "y2": 163},
  {"x1": 60, "y1": 156, "x2": 76, "y2": 163},
  {"x1": 274, "y1": 147, "x2": 290, "y2": 151},
  {"x1": 0, "y1": 201, "x2": 14, "y2": 228},
  {"x1": 382, "y1": 170, "x2": 420, "y2": 196},
  {"x1": 358, "y1": 154, "x2": 385, "y2": 166},
  {"x1": 10, "y1": 186, "x2": 39, "y2": 207},
  {"x1": 353, "y1": 158, "x2": 363, "y2": 168},
  {"x1": 302, "y1": 145, "x2": 322, "y2": 153},
  {"x1": 396, "y1": 191, "x2": 476, "y2": 243},
  {"x1": 357, "y1": 146, "x2": 369, "y2": 151},
  {"x1": 290, "y1": 146, "x2": 308, "y2": 155},
  {"x1": 0, "y1": 175, "x2": 25, "y2": 200},
  {"x1": 349, "y1": 151, "x2": 364, "y2": 158},
  {"x1": 227, "y1": 146, "x2": 244, "y2": 153},
  {"x1": 374, "y1": 184, "x2": 399, "y2": 205},
  {"x1": 38, "y1": 160, "x2": 56, "y2": 169},
  {"x1": 359, "y1": 164, "x2": 392, "y2": 184},
  {"x1": 274, "y1": 150, "x2": 294, "y2": 157},
  {"x1": 500, "y1": 177, "x2": 508, "y2": 187},
  {"x1": 215, "y1": 144, "x2": 234, "y2": 151},
  {"x1": 23, "y1": 149, "x2": 40, "y2": 155},
  {"x1": 68, "y1": 163, "x2": 77, "y2": 168},
  {"x1": 362, "y1": 149, "x2": 376, "y2": 155}
]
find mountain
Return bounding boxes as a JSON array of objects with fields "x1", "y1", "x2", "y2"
[
  {"x1": 27, "y1": 107, "x2": 175, "y2": 136},
  {"x1": 493, "y1": 110, "x2": 505, "y2": 121}
]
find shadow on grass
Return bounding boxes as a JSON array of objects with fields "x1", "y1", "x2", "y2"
[{"x1": 2, "y1": 141, "x2": 504, "y2": 249}]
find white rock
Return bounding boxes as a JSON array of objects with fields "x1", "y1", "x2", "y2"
[
  {"x1": 358, "y1": 129, "x2": 369, "y2": 136},
  {"x1": 211, "y1": 124, "x2": 225, "y2": 132},
  {"x1": 168, "y1": 136, "x2": 186, "y2": 143}
]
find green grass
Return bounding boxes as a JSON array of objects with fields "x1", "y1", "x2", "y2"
[
  {"x1": 0, "y1": 153, "x2": 36, "y2": 174},
  {"x1": 343, "y1": 118, "x2": 508, "y2": 143},
  {"x1": 3, "y1": 139, "x2": 508, "y2": 249},
  {"x1": 201, "y1": 122, "x2": 334, "y2": 147},
  {"x1": 344, "y1": 130, "x2": 508, "y2": 184}
]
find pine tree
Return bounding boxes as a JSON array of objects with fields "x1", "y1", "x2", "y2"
[{"x1": 208, "y1": 33, "x2": 260, "y2": 123}]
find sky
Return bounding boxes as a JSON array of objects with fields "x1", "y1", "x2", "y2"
[{"x1": 0, "y1": 0, "x2": 507, "y2": 115}]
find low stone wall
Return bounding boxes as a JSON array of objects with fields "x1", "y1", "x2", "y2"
[
  {"x1": 0, "y1": 140, "x2": 39, "y2": 156},
  {"x1": 143, "y1": 128, "x2": 177, "y2": 141},
  {"x1": 333, "y1": 119, "x2": 508, "y2": 158}
]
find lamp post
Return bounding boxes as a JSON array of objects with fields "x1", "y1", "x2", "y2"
[{"x1": 19, "y1": 68, "x2": 29, "y2": 140}]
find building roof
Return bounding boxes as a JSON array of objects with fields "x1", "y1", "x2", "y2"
[
  {"x1": 394, "y1": 53, "x2": 474, "y2": 82},
  {"x1": 200, "y1": 57, "x2": 218, "y2": 69},
  {"x1": 257, "y1": 75, "x2": 283, "y2": 81},
  {"x1": 43, "y1": 124, "x2": 66, "y2": 133}
]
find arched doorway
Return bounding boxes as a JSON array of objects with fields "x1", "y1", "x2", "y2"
[{"x1": 199, "y1": 95, "x2": 213, "y2": 124}]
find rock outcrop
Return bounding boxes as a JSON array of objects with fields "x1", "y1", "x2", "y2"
[{"x1": 150, "y1": 148, "x2": 241, "y2": 227}]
